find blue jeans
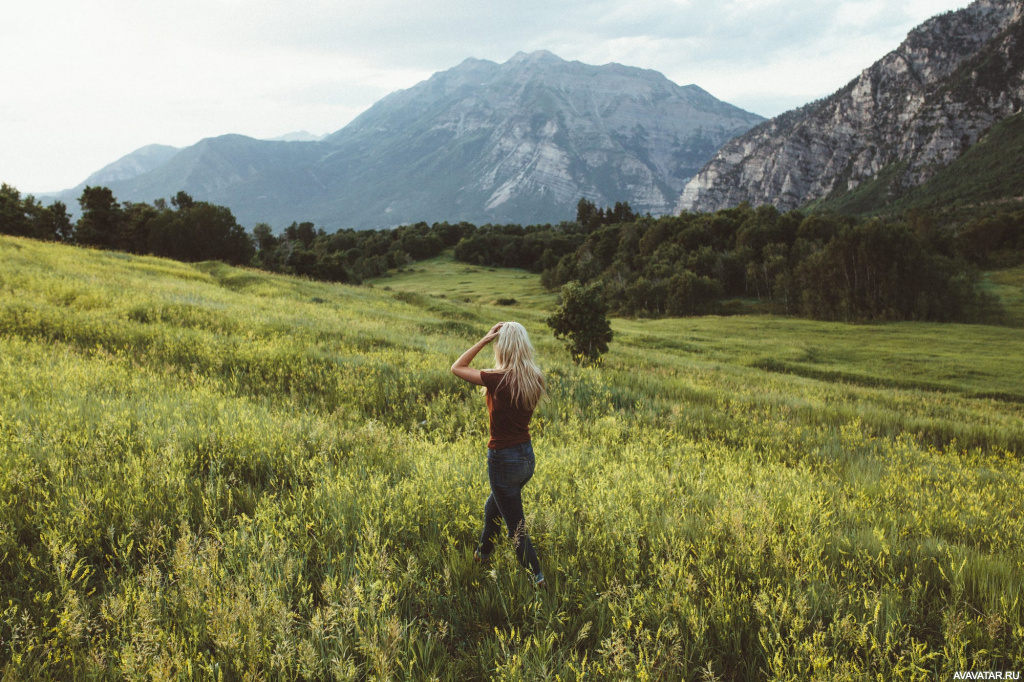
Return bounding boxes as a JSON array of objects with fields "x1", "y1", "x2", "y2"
[{"x1": 478, "y1": 441, "x2": 541, "y2": 575}]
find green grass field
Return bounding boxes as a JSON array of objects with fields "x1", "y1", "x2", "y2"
[
  {"x1": 375, "y1": 255, "x2": 558, "y2": 309},
  {"x1": 983, "y1": 266, "x2": 1024, "y2": 327},
  {"x1": 2, "y1": 236, "x2": 1023, "y2": 679}
]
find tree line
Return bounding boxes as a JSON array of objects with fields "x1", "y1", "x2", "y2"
[
  {"x1": 0, "y1": 184, "x2": 471, "y2": 284},
  {"x1": 460, "y1": 199, "x2": 1022, "y2": 323},
  {"x1": 2, "y1": 183, "x2": 1021, "y2": 323},
  {"x1": 1, "y1": 184, "x2": 254, "y2": 266}
]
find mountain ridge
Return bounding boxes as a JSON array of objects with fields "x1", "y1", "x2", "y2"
[{"x1": 54, "y1": 51, "x2": 763, "y2": 229}]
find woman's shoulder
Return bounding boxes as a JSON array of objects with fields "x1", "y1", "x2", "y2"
[{"x1": 480, "y1": 368, "x2": 508, "y2": 390}]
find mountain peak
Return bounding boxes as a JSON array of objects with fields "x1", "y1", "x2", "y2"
[
  {"x1": 453, "y1": 56, "x2": 498, "y2": 70},
  {"x1": 506, "y1": 50, "x2": 563, "y2": 65},
  {"x1": 265, "y1": 130, "x2": 325, "y2": 142}
]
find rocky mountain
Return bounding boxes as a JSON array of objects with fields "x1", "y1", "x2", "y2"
[
  {"x1": 60, "y1": 51, "x2": 762, "y2": 229},
  {"x1": 677, "y1": 0, "x2": 1024, "y2": 214},
  {"x1": 313, "y1": 50, "x2": 763, "y2": 227}
]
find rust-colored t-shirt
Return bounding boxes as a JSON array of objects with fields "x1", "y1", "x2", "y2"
[{"x1": 480, "y1": 370, "x2": 533, "y2": 450}]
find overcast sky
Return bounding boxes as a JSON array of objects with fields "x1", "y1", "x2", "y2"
[{"x1": 3, "y1": 0, "x2": 971, "y2": 194}]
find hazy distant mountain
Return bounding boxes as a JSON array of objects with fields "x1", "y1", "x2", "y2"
[
  {"x1": 266, "y1": 131, "x2": 326, "y2": 142},
  {"x1": 46, "y1": 144, "x2": 180, "y2": 209},
  {"x1": 678, "y1": 0, "x2": 1024, "y2": 214},
  {"x1": 63, "y1": 51, "x2": 763, "y2": 229},
  {"x1": 72, "y1": 144, "x2": 181, "y2": 192},
  {"x1": 97, "y1": 135, "x2": 331, "y2": 218}
]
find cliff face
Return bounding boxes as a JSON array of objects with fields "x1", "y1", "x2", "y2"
[{"x1": 677, "y1": 0, "x2": 1024, "y2": 214}]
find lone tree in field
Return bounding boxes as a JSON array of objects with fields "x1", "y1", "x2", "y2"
[{"x1": 546, "y1": 280, "x2": 613, "y2": 365}]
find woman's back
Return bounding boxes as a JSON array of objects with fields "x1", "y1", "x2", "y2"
[{"x1": 480, "y1": 370, "x2": 534, "y2": 450}]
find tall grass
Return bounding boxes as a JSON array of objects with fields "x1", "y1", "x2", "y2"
[{"x1": 1, "y1": 235, "x2": 1022, "y2": 679}]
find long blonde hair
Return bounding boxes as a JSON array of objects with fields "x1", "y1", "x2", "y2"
[{"x1": 489, "y1": 321, "x2": 545, "y2": 409}]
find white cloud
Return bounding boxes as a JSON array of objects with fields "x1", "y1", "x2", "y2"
[{"x1": 1, "y1": 0, "x2": 971, "y2": 193}]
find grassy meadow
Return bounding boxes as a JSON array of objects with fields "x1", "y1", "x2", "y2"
[
  {"x1": 1, "y1": 236, "x2": 1023, "y2": 680},
  {"x1": 373, "y1": 256, "x2": 558, "y2": 309},
  {"x1": 983, "y1": 266, "x2": 1024, "y2": 328}
]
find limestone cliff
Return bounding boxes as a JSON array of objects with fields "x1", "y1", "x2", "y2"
[{"x1": 677, "y1": 0, "x2": 1024, "y2": 213}]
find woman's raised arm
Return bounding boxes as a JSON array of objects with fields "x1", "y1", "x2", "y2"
[{"x1": 450, "y1": 323, "x2": 503, "y2": 385}]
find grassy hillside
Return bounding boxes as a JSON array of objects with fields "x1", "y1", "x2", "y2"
[
  {"x1": 807, "y1": 112, "x2": 1024, "y2": 217},
  {"x1": 2, "y1": 236, "x2": 1023, "y2": 679},
  {"x1": 802, "y1": 161, "x2": 909, "y2": 216}
]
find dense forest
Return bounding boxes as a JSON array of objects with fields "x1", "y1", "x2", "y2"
[{"x1": 2, "y1": 184, "x2": 1022, "y2": 323}]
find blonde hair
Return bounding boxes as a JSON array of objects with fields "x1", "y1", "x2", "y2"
[{"x1": 489, "y1": 321, "x2": 545, "y2": 409}]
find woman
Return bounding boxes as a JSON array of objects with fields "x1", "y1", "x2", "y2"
[{"x1": 451, "y1": 321, "x2": 546, "y2": 587}]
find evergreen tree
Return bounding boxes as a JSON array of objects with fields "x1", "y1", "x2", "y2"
[
  {"x1": 74, "y1": 186, "x2": 125, "y2": 249},
  {"x1": 0, "y1": 184, "x2": 31, "y2": 237},
  {"x1": 40, "y1": 200, "x2": 74, "y2": 242},
  {"x1": 576, "y1": 197, "x2": 598, "y2": 231}
]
